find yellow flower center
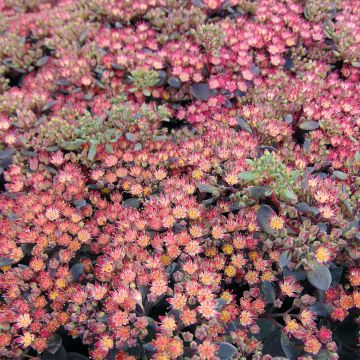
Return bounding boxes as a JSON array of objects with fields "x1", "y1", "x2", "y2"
[
  {"x1": 270, "y1": 216, "x2": 284, "y2": 230},
  {"x1": 316, "y1": 247, "x2": 331, "y2": 263},
  {"x1": 225, "y1": 265, "x2": 236, "y2": 278}
]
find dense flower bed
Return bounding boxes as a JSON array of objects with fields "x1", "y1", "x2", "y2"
[{"x1": 0, "y1": 0, "x2": 359, "y2": 359}]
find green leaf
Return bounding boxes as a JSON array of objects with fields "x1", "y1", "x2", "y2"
[
  {"x1": 60, "y1": 140, "x2": 85, "y2": 151},
  {"x1": 355, "y1": 151, "x2": 360, "y2": 162},
  {"x1": 45, "y1": 166, "x2": 58, "y2": 175},
  {"x1": 333, "y1": 171, "x2": 348, "y2": 180},
  {"x1": 290, "y1": 170, "x2": 301, "y2": 181},
  {"x1": 280, "y1": 188, "x2": 298, "y2": 204},
  {"x1": 68, "y1": 353, "x2": 90, "y2": 360},
  {"x1": 255, "y1": 318, "x2": 278, "y2": 341},
  {"x1": 46, "y1": 334, "x2": 62, "y2": 354},
  {"x1": 309, "y1": 301, "x2": 332, "y2": 317},
  {"x1": 330, "y1": 265, "x2": 343, "y2": 285},
  {"x1": 87, "y1": 144, "x2": 97, "y2": 161},
  {"x1": 280, "y1": 332, "x2": 302, "y2": 360},
  {"x1": 95, "y1": 79, "x2": 105, "y2": 89},
  {"x1": 79, "y1": 30, "x2": 88, "y2": 44},
  {"x1": 245, "y1": 159, "x2": 255, "y2": 166},
  {"x1": 168, "y1": 76, "x2": 181, "y2": 88},
  {"x1": 125, "y1": 132, "x2": 136, "y2": 142},
  {"x1": 41, "y1": 345, "x2": 67, "y2": 360},
  {"x1": 42, "y1": 100, "x2": 57, "y2": 112},
  {"x1": 105, "y1": 143, "x2": 113, "y2": 153},
  {"x1": 306, "y1": 261, "x2": 332, "y2": 291},
  {"x1": 143, "y1": 317, "x2": 157, "y2": 343},
  {"x1": 260, "y1": 281, "x2": 276, "y2": 304},
  {"x1": 261, "y1": 329, "x2": 284, "y2": 357},
  {"x1": 197, "y1": 183, "x2": 219, "y2": 194},
  {"x1": 237, "y1": 171, "x2": 258, "y2": 181}
]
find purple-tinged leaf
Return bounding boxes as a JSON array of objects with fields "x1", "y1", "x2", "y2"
[
  {"x1": 236, "y1": 116, "x2": 252, "y2": 133},
  {"x1": 255, "y1": 318, "x2": 278, "y2": 341},
  {"x1": 0, "y1": 257, "x2": 14, "y2": 267},
  {"x1": 190, "y1": 83, "x2": 216, "y2": 101},
  {"x1": 280, "y1": 332, "x2": 302, "y2": 360},
  {"x1": 299, "y1": 121, "x2": 319, "y2": 131},
  {"x1": 41, "y1": 345, "x2": 67, "y2": 360},
  {"x1": 248, "y1": 186, "x2": 272, "y2": 199},
  {"x1": 122, "y1": 198, "x2": 140, "y2": 209},
  {"x1": 36, "y1": 56, "x2": 49, "y2": 67},
  {"x1": 260, "y1": 281, "x2": 276, "y2": 303},
  {"x1": 46, "y1": 334, "x2": 62, "y2": 354},
  {"x1": 279, "y1": 250, "x2": 291, "y2": 268},
  {"x1": 306, "y1": 261, "x2": 332, "y2": 291},
  {"x1": 257, "y1": 205, "x2": 276, "y2": 236},
  {"x1": 68, "y1": 353, "x2": 90, "y2": 360},
  {"x1": 218, "y1": 342, "x2": 237, "y2": 360},
  {"x1": 295, "y1": 202, "x2": 311, "y2": 214},
  {"x1": 309, "y1": 301, "x2": 332, "y2": 317},
  {"x1": 168, "y1": 77, "x2": 181, "y2": 88},
  {"x1": 70, "y1": 263, "x2": 84, "y2": 282}
]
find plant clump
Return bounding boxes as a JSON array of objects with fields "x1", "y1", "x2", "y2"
[{"x1": 0, "y1": 1, "x2": 359, "y2": 360}]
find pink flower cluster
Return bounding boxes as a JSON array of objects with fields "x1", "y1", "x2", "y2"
[{"x1": 0, "y1": 0, "x2": 359, "y2": 360}]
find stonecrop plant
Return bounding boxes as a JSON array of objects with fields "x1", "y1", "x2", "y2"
[{"x1": 0, "y1": 1, "x2": 359, "y2": 360}]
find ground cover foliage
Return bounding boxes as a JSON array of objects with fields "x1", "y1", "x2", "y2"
[{"x1": 0, "y1": 0, "x2": 359, "y2": 359}]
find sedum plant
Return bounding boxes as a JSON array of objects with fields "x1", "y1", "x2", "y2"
[
  {"x1": 128, "y1": 69, "x2": 159, "y2": 96},
  {"x1": 238, "y1": 150, "x2": 300, "y2": 204},
  {"x1": 0, "y1": 0, "x2": 359, "y2": 360}
]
